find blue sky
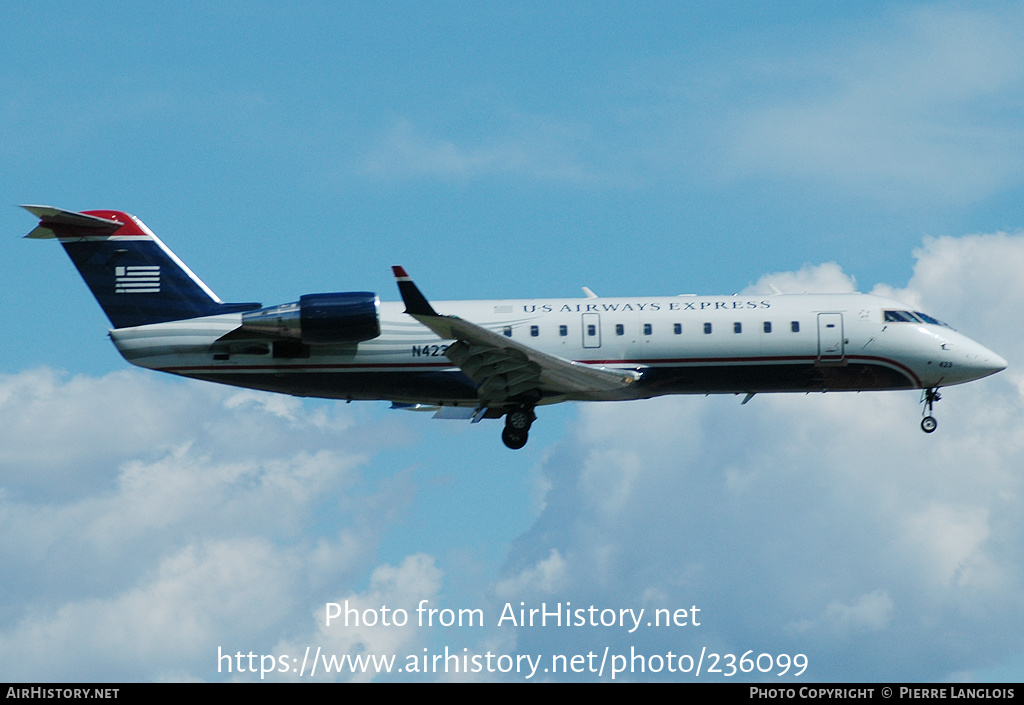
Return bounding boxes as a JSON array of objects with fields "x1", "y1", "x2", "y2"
[{"x1": 2, "y1": 1, "x2": 1023, "y2": 682}]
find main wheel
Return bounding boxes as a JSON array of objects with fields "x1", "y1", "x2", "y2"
[
  {"x1": 507, "y1": 408, "x2": 533, "y2": 431},
  {"x1": 921, "y1": 416, "x2": 937, "y2": 433},
  {"x1": 502, "y1": 426, "x2": 528, "y2": 450}
]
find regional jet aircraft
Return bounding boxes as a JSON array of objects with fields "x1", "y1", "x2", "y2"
[{"x1": 23, "y1": 206, "x2": 1007, "y2": 449}]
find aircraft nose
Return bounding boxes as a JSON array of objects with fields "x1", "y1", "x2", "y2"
[{"x1": 961, "y1": 343, "x2": 1007, "y2": 380}]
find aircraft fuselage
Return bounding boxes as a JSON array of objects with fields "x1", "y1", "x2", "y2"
[{"x1": 109, "y1": 292, "x2": 1004, "y2": 406}]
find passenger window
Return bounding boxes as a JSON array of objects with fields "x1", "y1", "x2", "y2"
[
  {"x1": 643, "y1": 323, "x2": 652, "y2": 335},
  {"x1": 763, "y1": 321, "x2": 772, "y2": 333},
  {"x1": 734, "y1": 322, "x2": 742, "y2": 334},
  {"x1": 530, "y1": 325, "x2": 539, "y2": 337},
  {"x1": 791, "y1": 321, "x2": 800, "y2": 333},
  {"x1": 587, "y1": 324, "x2": 597, "y2": 336},
  {"x1": 615, "y1": 324, "x2": 624, "y2": 336},
  {"x1": 503, "y1": 326, "x2": 512, "y2": 337},
  {"x1": 559, "y1": 325, "x2": 568, "y2": 336},
  {"x1": 704, "y1": 322, "x2": 712, "y2": 334},
  {"x1": 674, "y1": 323, "x2": 682, "y2": 335}
]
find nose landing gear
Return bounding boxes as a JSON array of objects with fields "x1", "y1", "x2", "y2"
[
  {"x1": 501, "y1": 406, "x2": 536, "y2": 449},
  {"x1": 920, "y1": 388, "x2": 941, "y2": 433}
]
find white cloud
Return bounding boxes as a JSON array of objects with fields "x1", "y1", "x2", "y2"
[
  {"x1": 0, "y1": 370, "x2": 418, "y2": 681},
  {"x1": 0, "y1": 538, "x2": 301, "y2": 681},
  {"x1": 889, "y1": 232, "x2": 1024, "y2": 350},
  {"x1": 493, "y1": 548, "x2": 569, "y2": 600},
  {"x1": 0, "y1": 368, "x2": 197, "y2": 495},
  {"x1": 0, "y1": 368, "x2": 364, "y2": 499},
  {"x1": 271, "y1": 553, "x2": 442, "y2": 682},
  {"x1": 744, "y1": 261, "x2": 858, "y2": 295}
]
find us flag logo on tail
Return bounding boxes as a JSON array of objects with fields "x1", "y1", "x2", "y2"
[{"x1": 115, "y1": 265, "x2": 161, "y2": 294}]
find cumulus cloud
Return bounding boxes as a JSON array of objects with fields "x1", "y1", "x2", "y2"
[
  {"x1": 744, "y1": 262, "x2": 859, "y2": 295},
  {"x1": 0, "y1": 368, "x2": 200, "y2": 497},
  {"x1": 0, "y1": 371, "x2": 418, "y2": 681},
  {"x1": 879, "y1": 232, "x2": 1024, "y2": 351},
  {"x1": 492, "y1": 549, "x2": 569, "y2": 600},
  {"x1": 270, "y1": 553, "x2": 442, "y2": 682},
  {"x1": 0, "y1": 538, "x2": 303, "y2": 681}
]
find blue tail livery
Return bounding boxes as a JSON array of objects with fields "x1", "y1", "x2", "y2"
[{"x1": 22, "y1": 205, "x2": 258, "y2": 328}]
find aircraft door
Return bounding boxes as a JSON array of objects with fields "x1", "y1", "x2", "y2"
[
  {"x1": 582, "y1": 313, "x2": 601, "y2": 348},
  {"x1": 817, "y1": 313, "x2": 845, "y2": 362}
]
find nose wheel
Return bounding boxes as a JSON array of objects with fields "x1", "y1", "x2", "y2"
[
  {"x1": 502, "y1": 406, "x2": 536, "y2": 449},
  {"x1": 920, "y1": 388, "x2": 941, "y2": 433}
]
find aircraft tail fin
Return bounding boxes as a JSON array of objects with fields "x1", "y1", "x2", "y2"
[{"x1": 22, "y1": 205, "x2": 259, "y2": 328}]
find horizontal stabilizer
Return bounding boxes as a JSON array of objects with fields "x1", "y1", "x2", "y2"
[
  {"x1": 390, "y1": 402, "x2": 441, "y2": 412},
  {"x1": 21, "y1": 205, "x2": 124, "y2": 239},
  {"x1": 215, "y1": 326, "x2": 276, "y2": 342},
  {"x1": 431, "y1": 406, "x2": 479, "y2": 420},
  {"x1": 389, "y1": 402, "x2": 481, "y2": 420}
]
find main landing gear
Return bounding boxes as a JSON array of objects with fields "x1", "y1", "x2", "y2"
[
  {"x1": 501, "y1": 406, "x2": 536, "y2": 450},
  {"x1": 920, "y1": 387, "x2": 941, "y2": 433}
]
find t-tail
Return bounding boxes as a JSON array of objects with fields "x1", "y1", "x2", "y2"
[{"x1": 22, "y1": 206, "x2": 259, "y2": 328}]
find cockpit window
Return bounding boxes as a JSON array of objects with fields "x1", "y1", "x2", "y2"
[
  {"x1": 884, "y1": 309, "x2": 953, "y2": 328},
  {"x1": 883, "y1": 310, "x2": 919, "y2": 323},
  {"x1": 914, "y1": 311, "x2": 951, "y2": 327}
]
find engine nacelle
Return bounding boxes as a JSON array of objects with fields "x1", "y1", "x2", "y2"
[{"x1": 240, "y1": 292, "x2": 381, "y2": 344}]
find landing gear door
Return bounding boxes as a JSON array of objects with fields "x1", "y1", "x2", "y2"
[
  {"x1": 817, "y1": 313, "x2": 845, "y2": 362},
  {"x1": 582, "y1": 313, "x2": 601, "y2": 348}
]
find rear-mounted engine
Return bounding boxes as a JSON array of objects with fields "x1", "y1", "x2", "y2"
[{"x1": 240, "y1": 292, "x2": 381, "y2": 344}]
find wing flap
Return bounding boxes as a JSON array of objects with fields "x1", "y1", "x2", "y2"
[{"x1": 440, "y1": 315, "x2": 639, "y2": 394}]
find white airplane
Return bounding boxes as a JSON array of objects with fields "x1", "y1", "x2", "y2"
[{"x1": 23, "y1": 205, "x2": 1007, "y2": 449}]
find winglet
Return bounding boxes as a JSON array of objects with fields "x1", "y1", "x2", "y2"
[{"x1": 392, "y1": 266, "x2": 439, "y2": 317}]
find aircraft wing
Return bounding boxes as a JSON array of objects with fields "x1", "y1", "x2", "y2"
[{"x1": 392, "y1": 267, "x2": 640, "y2": 406}]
